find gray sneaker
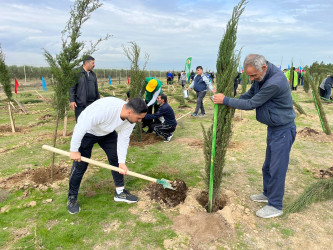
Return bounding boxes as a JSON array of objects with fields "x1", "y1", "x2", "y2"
[
  {"x1": 250, "y1": 193, "x2": 268, "y2": 203},
  {"x1": 67, "y1": 196, "x2": 80, "y2": 214},
  {"x1": 198, "y1": 113, "x2": 206, "y2": 117},
  {"x1": 256, "y1": 205, "x2": 283, "y2": 218}
]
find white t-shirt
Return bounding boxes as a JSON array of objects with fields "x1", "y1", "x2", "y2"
[{"x1": 70, "y1": 97, "x2": 135, "y2": 164}]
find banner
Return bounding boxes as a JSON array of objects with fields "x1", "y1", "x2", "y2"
[
  {"x1": 108, "y1": 75, "x2": 112, "y2": 85},
  {"x1": 42, "y1": 77, "x2": 47, "y2": 91},
  {"x1": 184, "y1": 57, "x2": 192, "y2": 82},
  {"x1": 14, "y1": 77, "x2": 19, "y2": 94}
]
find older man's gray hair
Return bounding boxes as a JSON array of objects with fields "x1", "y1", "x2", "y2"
[{"x1": 243, "y1": 54, "x2": 268, "y2": 72}]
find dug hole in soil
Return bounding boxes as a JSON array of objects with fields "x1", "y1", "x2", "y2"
[{"x1": 0, "y1": 164, "x2": 70, "y2": 190}]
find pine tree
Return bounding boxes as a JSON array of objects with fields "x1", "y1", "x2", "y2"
[
  {"x1": 240, "y1": 71, "x2": 249, "y2": 94},
  {"x1": 44, "y1": 0, "x2": 109, "y2": 181},
  {"x1": 123, "y1": 41, "x2": 149, "y2": 141},
  {"x1": 310, "y1": 76, "x2": 331, "y2": 135},
  {"x1": 0, "y1": 44, "x2": 16, "y2": 132},
  {"x1": 303, "y1": 67, "x2": 310, "y2": 93},
  {"x1": 202, "y1": 0, "x2": 247, "y2": 206}
]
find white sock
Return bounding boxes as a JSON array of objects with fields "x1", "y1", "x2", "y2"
[{"x1": 116, "y1": 187, "x2": 124, "y2": 195}]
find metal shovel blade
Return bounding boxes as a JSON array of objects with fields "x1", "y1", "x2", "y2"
[{"x1": 156, "y1": 178, "x2": 176, "y2": 190}]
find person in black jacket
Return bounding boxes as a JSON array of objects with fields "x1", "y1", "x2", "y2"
[
  {"x1": 69, "y1": 56, "x2": 100, "y2": 121},
  {"x1": 144, "y1": 93, "x2": 177, "y2": 142}
]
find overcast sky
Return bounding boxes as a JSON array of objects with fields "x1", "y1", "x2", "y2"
[{"x1": 0, "y1": 0, "x2": 332, "y2": 71}]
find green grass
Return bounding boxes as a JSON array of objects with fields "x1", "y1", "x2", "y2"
[{"x1": 1, "y1": 85, "x2": 333, "y2": 248}]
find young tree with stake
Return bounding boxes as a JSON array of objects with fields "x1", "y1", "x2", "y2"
[
  {"x1": 0, "y1": 44, "x2": 16, "y2": 133},
  {"x1": 44, "y1": 0, "x2": 109, "y2": 181}
]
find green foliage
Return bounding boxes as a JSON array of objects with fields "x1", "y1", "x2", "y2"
[
  {"x1": 303, "y1": 68, "x2": 310, "y2": 93},
  {"x1": 284, "y1": 178, "x2": 333, "y2": 214},
  {"x1": 123, "y1": 41, "x2": 149, "y2": 141},
  {"x1": 202, "y1": 0, "x2": 246, "y2": 201},
  {"x1": 292, "y1": 99, "x2": 306, "y2": 115},
  {"x1": 240, "y1": 71, "x2": 249, "y2": 94},
  {"x1": 308, "y1": 61, "x2": 333, "y2": 76},
  {"x1": 0, "y1": 44, "x2": 12, "y2": 101},
  {"x1": 309, "y1": 77, "x2": 331, "y2": 135},
  {"x1": 44, "y1": 0, "x2": 109, "y2": 120}
]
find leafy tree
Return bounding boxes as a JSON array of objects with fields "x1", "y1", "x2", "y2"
[
  {"x1": 123, "y1": 41, "x2": 149, "y2": 141},
  {"x1": 202, "y1": 0, "x2": 246, "y2": 209},
  {"x1": 240, "y1": 71, "x2": 249, "y2": 94},
  {"x1": 44, "y1": 0, "x2": 109, "y2": 180},
  {"x1": 303, "y1": 67, "x2": 310, "y2": 93},
  {"x1": 0, "y1": 44, "x2": 16, "y2": 132}
]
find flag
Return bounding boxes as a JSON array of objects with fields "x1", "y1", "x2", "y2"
[
  {"x1": 127, "y1": 75, "x2": 130, "y2": 84},
  {"x1": 42, "y1": 77, "x2": 47, "y2": 91},
  {"x1": 184, "y1": 57, "x2": 192, "y2": 82},
  {"x1": 108, "y1": 75, "x2": 112, "y2": 85},
  {"x1": 14, "y1": 77, "x2": 19, "y2": 94},
  {"x1": 279, "y1": 65, "x2": 282, "y2": 70},
  {"x1": 299, "y1": 66, "x2": 302, "y2": 71},
  {"x1": 288, "y1": 65, "x2": 291, "y2": 70}
]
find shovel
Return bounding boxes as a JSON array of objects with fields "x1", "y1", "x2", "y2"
[{"x1": 42, "y1": 145, "x2": 175, "y2": 190}]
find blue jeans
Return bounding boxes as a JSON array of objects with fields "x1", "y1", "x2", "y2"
[
  {"x1": 324, "y1": 84, "x2": 332, "y2": 100},
  {"x1": 262, "y1": 125, "x2": 296, "y2": 210}
]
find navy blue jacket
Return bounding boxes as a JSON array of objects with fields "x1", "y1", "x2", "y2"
[
  {"x1": 325, "y1": 76, "x2": 333, "y2": 87},
  {"x1": 144, "y1": 102, "x2": 177, "y2": 127},
  {"x1": 223, "y1": 62, "x2": 296, "y2": 130}
]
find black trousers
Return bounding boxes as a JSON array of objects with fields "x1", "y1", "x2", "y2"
[
  {"x1": 68, "y1": 131, "x2": 123, "y2": 198},
  {"x1": 152, "y1": 123, "x2": 175, "y2": 139},
  {"x1": 74, "y1": 101, "x2": 94, "y2": 122}
]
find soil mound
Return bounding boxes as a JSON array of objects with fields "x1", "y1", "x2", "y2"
[
  {"x1": 39, "y1": 114, "x2": 54, "y2": 120},
  {"x1": 0, "y1": 164, "x2": 70, "y2": 190},
  {"x1": 130, "y1": 133, "x2": 162, "y2": 147},
  {"x1": 0, "y1": 125, "x2": 23, "y2": 133},
  {"x1": 313, "y1": 166, "x2": 333, "y2": 179},
  {"x1": 146, "y1": 179, "x2": 187, "y2": 207},
  {"x1": 188, "y1": 139, "x2": 203, "y2": 147},
  {"x1": 196, "y1": 191, "x2": 227, "y2": 212},
  {"x1": 297, "y1": 127, "x2": 319, "y2": 136}
]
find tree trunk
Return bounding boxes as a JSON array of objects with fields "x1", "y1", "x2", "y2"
[
  {"x1": 8, "y1": 102, "x2": 16, "y2": 133},
  {"x1": 63, "y1": 110, "x2": 68, "y2": 137},
  {"x1": 51, "y1": 111, "x2": 60, "y2": 183}
]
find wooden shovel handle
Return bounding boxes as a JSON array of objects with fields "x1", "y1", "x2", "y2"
[{"x1": 42, "y1": 145, "x2": 157, "y2": 183}]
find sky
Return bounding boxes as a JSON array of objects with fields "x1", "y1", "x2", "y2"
[{"x1": 0, "y1": 0, "x2": 332, "y2": 71}]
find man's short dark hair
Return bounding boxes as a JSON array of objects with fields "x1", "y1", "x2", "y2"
[
  {"x1": 196, "y1": 66, "x2": 203, "y2": 70},
  {"x1": 159, "y1": 93, "x2": 167, "y2": 103},
  {"x1": 126, "y1": 91, "x2": 130, "y2": 98},
  {"x1": 126, "y1": 98, "x2": 148, "y2": 114},
  {"x1": 83, "y1": 55, "x2": 95, "y2": 65}
]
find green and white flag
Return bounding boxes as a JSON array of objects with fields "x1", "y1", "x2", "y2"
[{"x1": 184, "y1": 57, "x2": 192, "y2": 82}]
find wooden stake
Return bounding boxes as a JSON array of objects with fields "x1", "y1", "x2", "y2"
[
  {"x1": 35, "y1": 90, "x2": 46, "y2": 101},
  {"x1": 63, "y1": 110, "x2": 68, "y2": 137},
  {"x1": 8, "y1": 102, "x2": 16, "y2": 133},
  {"x1": 14, "y1": 98, "x2": 27, "y2": 114}
]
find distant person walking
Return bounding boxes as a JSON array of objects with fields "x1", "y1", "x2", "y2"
[
  {"x1": 285, "y1": 67, "x2": 298, "y2": 91},
  {"x1": 187, "y1": 66, "x2": 215, "y2": 117},
  {"x1": 69, "y1": 56, "x2": 100, "y2": 121},
  {"x1": 180, "y1": 71, "x2": 187, "y2": 89}
]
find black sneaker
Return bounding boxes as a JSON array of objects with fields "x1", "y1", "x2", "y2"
[
  {"x1": 67, "y1": 196, "x2": 80, "y2": 214},
  {"x1": 114, "y1": 189, "x2": 138, "y2": 203},
  {"x1": 164, "y1": 134, "x2": 173, "y2": 142}
]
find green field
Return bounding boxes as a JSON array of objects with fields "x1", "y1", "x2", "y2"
[{"x1": 1, "y1": 82, "x2": 333, "y2": 249}]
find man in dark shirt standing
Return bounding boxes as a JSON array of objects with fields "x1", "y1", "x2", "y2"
[
  {"x1": 144, "y1": 93, "x2": 177, "y2": 142},
  {"x1": 213, "y1": 54, "x2": 296, "y2": 219},
  {"x1": 69, "y1": 56, "x2": 100, "y2": 121}
]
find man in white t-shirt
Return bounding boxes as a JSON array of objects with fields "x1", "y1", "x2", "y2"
[{"x1": 67, "y1": 97, "x2": 148, "y2": 214}]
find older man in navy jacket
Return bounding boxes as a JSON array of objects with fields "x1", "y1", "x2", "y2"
[{"x1": 213, "y1": 54, "x2": 296, "y2": 218}]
